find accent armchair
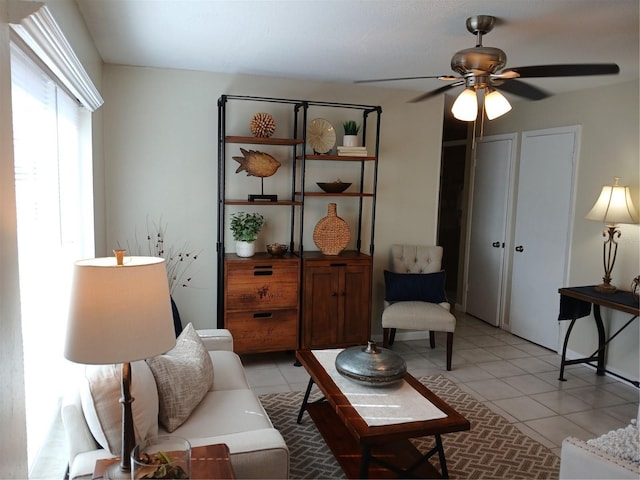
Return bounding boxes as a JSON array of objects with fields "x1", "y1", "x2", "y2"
[{"x1": 381, "y1": 244, "x2": 456, "y2": 370}]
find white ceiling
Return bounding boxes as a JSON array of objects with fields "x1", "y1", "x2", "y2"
[{"x1": 76, "y1": 0, "x2": 639, "y2": 102}]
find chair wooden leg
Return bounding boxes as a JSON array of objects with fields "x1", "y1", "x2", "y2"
[
  {"x1": 383, "y1": 328, "x2": 397, "y2": 347},
  {"x1": 446, "y1": 332, "x2": 454, "y2": 371},
  {"x1": 390, "y1": 328, "x2": 396, "y2": 345},
  {"x1": 429, "y1": 331, "x2": 435, "y2": 349}
]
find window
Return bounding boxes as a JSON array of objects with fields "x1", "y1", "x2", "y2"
[{"x1": 10, "y1": 42, "x2": 94, "y2": 472}]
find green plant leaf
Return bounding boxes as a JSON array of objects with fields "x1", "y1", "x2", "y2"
[{"x1": 230, "y1": 212, "x2": 265, "y2": 241}]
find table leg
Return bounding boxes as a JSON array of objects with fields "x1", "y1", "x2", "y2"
[
  {"x1": 559, "y1": 317, "x2": 578, "y2": 381},
  {"x1": 435, "y1": 434, "x2": 448, "y2": 478},
  {"x1": 297, "y1": 377, "x2": 314, "y2": 424},
  {"x1": 592, "y1": 305, "x2": 606, "y2": 376},
  {"x1": 359, "y1": 444, "x2": 371, "y2": 479}
]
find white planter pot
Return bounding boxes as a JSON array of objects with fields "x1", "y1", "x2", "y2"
[
  {"x1": 343, "y1": 135, "x2": 358, "y2": 147},
  {"x1": 235, "y1": 240, "x2": 255, "y2": 257}
]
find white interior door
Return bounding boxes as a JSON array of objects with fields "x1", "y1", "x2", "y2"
[
  {"x1": 508, "y1": 126, "x2": 579, "y2": 350},
  {"x1": 465, "y1": 135, "x2": 515, "y2": 326}
]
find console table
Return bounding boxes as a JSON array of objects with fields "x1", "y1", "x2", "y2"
[{"x1": 557, "y1": 286, "x2": 639, "y2": 385}]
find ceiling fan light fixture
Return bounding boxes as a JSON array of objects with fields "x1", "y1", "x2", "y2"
[
  {"x1": 484, "y1": 89, "x2": 512, "y2": 120},
  {"x1": 451, "y1": 88, "x2": 478, "y2": 121}
]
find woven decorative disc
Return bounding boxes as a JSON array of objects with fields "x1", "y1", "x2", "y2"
[{"x1": 249, "y1": 112, "x2": 276, "y2": 138}]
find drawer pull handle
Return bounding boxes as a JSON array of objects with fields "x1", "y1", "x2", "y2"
[
  {"x1": 253, "y1": 312, "x2": 273, "y2": 318},
  {"x1": 254, "y1": 265, "x2": 273, "y2": 269},
  {"x1": 330, "y1": 263, "x2": 347, "y2": 267},
  {"x1": 254, "y1": 270, "x2": 273, "y2": 276}
]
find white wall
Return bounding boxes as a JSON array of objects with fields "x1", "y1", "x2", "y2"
[
  {"x1": 102, "y1": 66, "x2": 639, "y2": 382},
  {"x1": 484, "y1": 80, "x2": 640, "y2": 381},
  {"x1": 101, "y1": 64, "x2": 445, "y2": 334}
]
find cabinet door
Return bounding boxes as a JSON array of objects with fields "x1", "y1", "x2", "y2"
[
  {"x1": 341, "y1": 263, "x2": 372, "y2": 344},
  {"x1": 302, "y1": 264, "x2": 339, "y2": 348},
  {"x1": 302, "y1": 256, "x2": 372, "y2": 348}
]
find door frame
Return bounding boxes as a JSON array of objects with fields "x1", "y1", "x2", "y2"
[{"x1": 462, "y1": 133, "x2": 518, "y2": 328}]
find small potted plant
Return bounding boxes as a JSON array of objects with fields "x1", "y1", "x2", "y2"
[
  {"x1": 230, "y1": 212, "x2": 265, "y2": 257},
  {"x1": 342, "y1": 120, "x2": 360, "y2": 147}
]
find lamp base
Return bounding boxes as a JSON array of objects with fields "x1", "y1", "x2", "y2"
[
  {"x1": 594, "y1": 283, "x2": 617, "y2": 294},
  {"x1": 103, "y1": 462, "x2": 130, "y2": 480}
]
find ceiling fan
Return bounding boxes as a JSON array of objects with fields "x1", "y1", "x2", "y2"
[{"x1": 355, "y1": 15, "x2": 620, "y2": 121}]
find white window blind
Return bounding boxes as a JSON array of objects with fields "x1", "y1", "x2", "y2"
[{"x1": 10, "y1": 41, "x2": 94, "y2": 472}]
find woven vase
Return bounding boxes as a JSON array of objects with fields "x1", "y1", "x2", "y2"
[{"x1": 313, "y1": 203, "x2": 350, "y2": 255}]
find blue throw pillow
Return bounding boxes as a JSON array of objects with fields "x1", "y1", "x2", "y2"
[{"x1": 384, "y1": 270, "x2": 447, "y2": 303}]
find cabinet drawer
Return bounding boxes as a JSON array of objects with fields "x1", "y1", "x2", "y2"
[
  {"x1": 225, "y1": 277, "x2": 299, "y2": 310},
  {"x1": 225, "y1": 259, "x2": 299, "y2": 309},
  {"x1": 225, "y1": 309, "x2": 298, "y2": 354}
]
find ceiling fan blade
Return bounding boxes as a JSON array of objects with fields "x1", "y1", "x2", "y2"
[
  {"x1": 501, "y1": 63, "x2": 620, "y2": 78},
  {"x1": 494, "y1": 79, "x2": 550, "y2": 100},
  {"x1": 355, "y1": 75, "x2": 451, "y2": 84},
  {"x1": 409, "y1": 81, "x2": 465, "y2": 103}
]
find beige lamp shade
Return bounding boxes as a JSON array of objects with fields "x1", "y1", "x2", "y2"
[
  {"x1": 64, "y1": 256, "x2": 176, "y2": 365},
  {"x1": 585, "y1": 178, "x2": 639, "y2": 225}
]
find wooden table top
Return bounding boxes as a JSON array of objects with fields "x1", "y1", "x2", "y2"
[
  {"x1": 296, "y1": 349, "x2": 470, "y2": 445},
  {"x1": 93, "y1": 443, "x2": 235, "y2": 479}
]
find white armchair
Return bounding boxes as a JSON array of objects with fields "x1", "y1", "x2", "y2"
[{"x1": 381, "y1": 245, "x2": 456, "y2": 370}]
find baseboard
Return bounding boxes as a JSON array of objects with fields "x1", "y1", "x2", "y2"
[{"x1": 564, "y1": 348, "x2": 639, "y2": 387}]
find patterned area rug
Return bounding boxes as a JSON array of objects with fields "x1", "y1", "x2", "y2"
[{"x1": 259, "y1": 374, "x2": 560, "y2": 479}]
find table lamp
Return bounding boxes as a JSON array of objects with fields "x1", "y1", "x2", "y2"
[
  {"x1": 64, "y1": 250, "x2": 176, "y2": 478},
  {"x1": 585, "y1": 177, "x2": 639, "y2": 293}
]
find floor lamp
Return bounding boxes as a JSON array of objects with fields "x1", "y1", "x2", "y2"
[
  {"x1": 64, "y1": 251, "x2": 176, "y2": 478},
  {"x1": 585, "y1": 177, "x2": 639, "y2": 293}
]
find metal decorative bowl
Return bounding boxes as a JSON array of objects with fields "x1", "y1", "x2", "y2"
[
  {"x1": 317, "y1": 181, "x2": 351, "y2": 193},
  {"x1": 335, "y1": 341, "x2": 407, "y2": 387},
  {"x1": 266, "y1": 243, "x2": 288, "y2": 257}
]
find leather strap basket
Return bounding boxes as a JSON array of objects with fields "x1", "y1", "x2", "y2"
[{"x1": 313, "y1": 203, "x2": 350, "y2": 255}]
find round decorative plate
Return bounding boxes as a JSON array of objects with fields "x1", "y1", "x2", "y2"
[{"x1": 307, "y1": 118, "x2": 336, "y2": 154}]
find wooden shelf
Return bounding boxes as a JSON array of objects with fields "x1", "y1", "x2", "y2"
[
  {"x1": 301, "y1": 154, "x2": 376, "y2": 161},
  {"x1": 224, "y1": 199, "x2": 302, "y2": 206},
  {"x1": 226, "y1": 135, "x2": 304, "y2": 146},
  {"x1": 298, "y1": 192, "x2": 374, "y2": 198}
]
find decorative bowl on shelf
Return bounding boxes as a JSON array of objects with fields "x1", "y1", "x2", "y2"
[
  {"x1": 317, "y1": 181, "x2": 351, "y2": 193},
  {"x1": 266, "y1": 243, "x2": 288, "y2": 257}
]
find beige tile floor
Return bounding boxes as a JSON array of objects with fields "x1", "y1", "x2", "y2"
[{"x1": 239, "y1": 312, "x2": 639, "y2": 458}]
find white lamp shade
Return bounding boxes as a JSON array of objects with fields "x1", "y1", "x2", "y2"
[
  {"x1": 451, "y1": 88, "x2": 478, "y2": 121},
  {"x1": 484, "y1": 89, "x2": 512, "y2": 120},
  {"x1": 64, "y1": 256, "x2": 176, "y2": 364},
  {"x1": 585, "y1": 181, "x2": 639, "y2": 225}
]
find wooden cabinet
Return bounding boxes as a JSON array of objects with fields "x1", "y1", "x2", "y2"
[
  {"x1": 224, "y1": 253, "x2": 299, "y2": 354},
  {"x1": 217, "y1": 95, "x2": 380, "y2": 353},
  {"x1": 301, "y1": 252, "x2": 372, "y2": 349}
]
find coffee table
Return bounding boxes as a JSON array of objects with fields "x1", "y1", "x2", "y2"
[{"x1": 296, "y1": 349, "x2": 470, "y2": 479}]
